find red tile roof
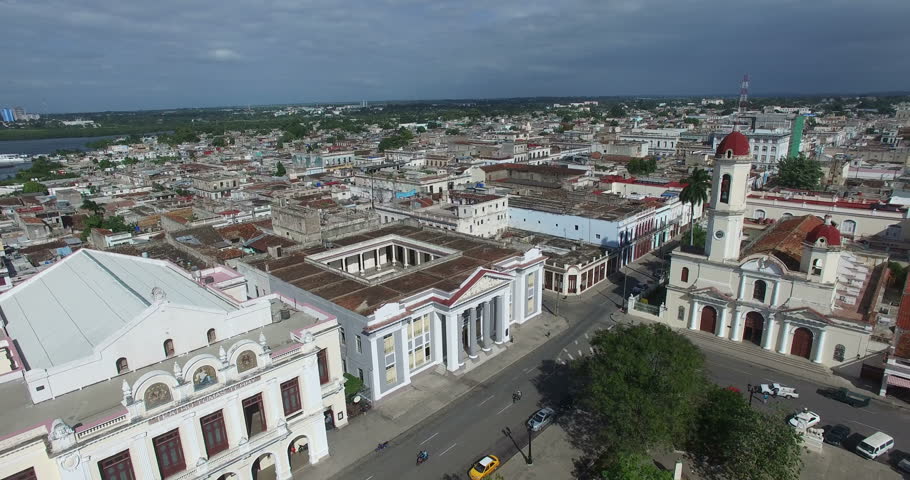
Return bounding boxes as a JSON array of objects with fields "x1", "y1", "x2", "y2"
[
  {"x1": 896, "y1": 272, "x2": 910, "y2": 331},
  {"x1": 741, "y1": 215, "x2": 822, "y2": 270}
]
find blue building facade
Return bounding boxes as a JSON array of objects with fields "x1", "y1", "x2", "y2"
[{"x1": 0, "y1": 109, "x2": 15, "y2": 122}]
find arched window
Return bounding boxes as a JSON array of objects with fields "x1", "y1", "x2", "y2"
[
  {"x1": 116, "y1": 357, "x2": 129, "y2": 374},
  {"x1": 752, "y1": 280, "x2": 767, "y2": 302},
  {"x1": 833, "y1": 344, "x2": 846, "y2": 362},
  {"x1": 719, "y1": 174, "x2": 731, "y2": 203},
  {"x1": 677, "y1": 306, "x2": 685, "y2": 321},
  {"x1": 681, "y1": 267, "x2": 689, "y2": 282},
  {"x1": 781, "y1": 213, "x2": 793, "y2": 221},
  {"x1": 163, "y1": 339, "x2": 175, "y2": 358},
  {"x1": 207, "y1": 328, "x2": 217, "y2": 344},
  {"x1": 811, "y1": 259, "x2": 822, "y2": 276},
  {"x1": 754, "y1": 209, "x2": 766, "y2": 220}
]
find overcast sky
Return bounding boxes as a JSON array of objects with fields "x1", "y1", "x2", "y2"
[{"x1": 2, "y1": 0, "x2": 909, "y2": 113}]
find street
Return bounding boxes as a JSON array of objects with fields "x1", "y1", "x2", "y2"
[{"x1": 332, "y1": 268, "x2": 910, "y2": 480}]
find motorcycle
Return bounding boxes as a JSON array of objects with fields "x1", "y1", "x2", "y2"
[
  {"x1": 416, "y1": 451, "x2": 429, "y2": 465},
  {"x1": 375, "y1": 441, "x2": 390, "y2": 452}
]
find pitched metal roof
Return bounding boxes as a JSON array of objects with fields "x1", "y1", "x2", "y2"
[{"x1": 1, "y1": 249, "x2": 237, "y2": 370}]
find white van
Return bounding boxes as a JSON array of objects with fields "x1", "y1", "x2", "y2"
[{"x1": 856, "y1": 432, "x2": 894, "y2": 459}]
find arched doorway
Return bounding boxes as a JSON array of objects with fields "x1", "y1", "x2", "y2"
[
  {"x1": 743, "y1": 312, "x2": 764, "y2": 346},
  {"x1": 288, "y1": 436, "x2": 310, "y2": 472},
  {"x1": 700, "y1": 306, "x2": 717, "y2": 334},
  {"x1": 790, "y1": 327, "x2": 814, "y2": 359},
  {"x1": 251, "y1": 453, "x2": 275, "y2": 480},
  {"x1": 216, "y1": 473, "x2": 237, "y2": 480}
]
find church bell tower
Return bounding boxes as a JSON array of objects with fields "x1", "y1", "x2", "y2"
[{"x1": 705, "y1": 131, "x2": 753, "y2": 262}]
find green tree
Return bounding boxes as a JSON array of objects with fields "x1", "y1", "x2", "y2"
[
  {"x1": 679, "y1": 167, "x2": 710, "y2": 247},
  {"x1": 601, "y1": 453, "x2": 672, "y2": 480},
  {"x1": 122, "y1": 157, "x2": 139, "y2": 166},
  {"x1": 684, "y1": 118, "x2": 700, "y2": 126},
  {"x1": 682, "y1": 224, "x2": 707, "y2": 249},
  {"x1": 416, "y1": 126, "x2": 427, "y2": 133},
  {"x1": 427, "y1": 121, "x2": 441, "y2": 129},
  {"x1": 98, "y1": 159, "x2": 114, "y2": 170},
  {"x1": 445, "y1": 128, "x2": 461, "y2": 135},
  {"x1": 627, "y1": 158, "x2": 657, "y2": 176},
  {"x1": 212, "y1": 136, "x2": 227, "y2": 147},
  {"x1": 609, "y1": 104, "x2": 627, "y2": 118},
  {"x1": 690, "y1": 387, "x2": 802, "y2": 480},
  {"x1": 776, "y1": 154, "x2": 824, "y2": 190},
  {"x1": 21, "y1": 181, "x2": 47, "y2": 194},
  {"x1": 275, "y1": 161, "x2": 287, "y2": 177},
  {"x1": 80, "y1": 214, "x2": 135, "y2": 241},
  {"x1": 81, "y1": 199, "x2": 104, "y2": 216},
  {"x1": 720, "y1": 108, "x2": 735, "y2": 116},
  {"x1": 574, "y1": 324, "x2": 705, "y2": 455}
]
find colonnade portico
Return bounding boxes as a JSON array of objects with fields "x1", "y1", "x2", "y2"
[
  {"x1": 686, "y1": 299, "x2": 829, "y2": 364},
  {"x1": 445, "y1": 293, "x2": 508, "y2": 372}
]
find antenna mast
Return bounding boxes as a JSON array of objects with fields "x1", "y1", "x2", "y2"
[{"x1": 738, "y1": 74, "x2": 750, "y2": 113}]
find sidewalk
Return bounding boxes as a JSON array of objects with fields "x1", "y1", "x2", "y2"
[
  {"x1": 297, "y1": 312, "x2": 569, "y2": 480},
  {"x1": 615, "y1": 310, "x2": 910, "y2": 412},
  {"x1": 496, "y1": 424, "x2": 903, "y2": 480}
]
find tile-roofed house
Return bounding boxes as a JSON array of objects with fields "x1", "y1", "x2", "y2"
[
  {"x1": 235, "y1": 223, "x2": 546, "y2": 402},
  {"x1": 880, "y1": 271, "x2": 910, "y2": 396},
  {"x1": 740, "y1": 215, "x2": 823, "y2": 270}
]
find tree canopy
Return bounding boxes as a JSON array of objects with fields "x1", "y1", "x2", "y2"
[
  {"x1": 627, "y1": 158, "x2": 657, "y2": 176},
  {"x1": 21, "y1": 181, "x2": 46, "y2": 194},
  {"x1": 81, "y1": 214, "x2": 135, "y2": 241},
  {"x1": 378, "y1": 127, "x2": 414, "y2": 151},
  {"x1": 275, "y1": 161, "x2": 286, "y2": 177},
  {"x1": 574, "y1": 323, "x2": 705, "y2": 455},
  {"x1": 81, "y1": 199, "x2": 104, "y2": 216},
  {"x1": 688, "y1": 387, "x2": 802, "y2": 480},
  {"x1": 601, "y1": 453, "x2": 672, "y2": 480},
  {"x1": 680, "y1": 167, "x2": 711, "y2": 247},
  {"x1": 775, "y1": 154, "x2": 824, "y2": 190}
]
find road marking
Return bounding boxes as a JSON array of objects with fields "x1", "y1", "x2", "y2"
[
  {"x1": 365, "y1": 476, "x2": 373, "y2": 480},
  {"x1": 574, "y1": 339, "x2": 579, "y2": 345},
  {"x1": 847, "y1": 419, "x2": 881, "y2": 431},
  {"x1": 567, "y1": 353, "x2": 575, "y2": 361},
  {"x1": 440, "y1": 443, "x2": 457, "y2": 456},
  {"x1": 497, "y1": 404, "x2": 512, "y2": 414},
  {"x1": 523, "y1": 366, "x2": 534, "y2": 373},
  {"x1": 584, "y1": 332, "x2": 590, "y2": 339},
  {"x1": 478, "y1": 395, "x2": 495, "y2": 406},
  {"x1": 420, "y1": 432, "x2": 439, "y2": 445},
  {"x1": 577, "y1": 349, "x2": 583, "y2": 356},
  {"x1": 589, "y1": 346, "x2": 595, "y2": 354}
]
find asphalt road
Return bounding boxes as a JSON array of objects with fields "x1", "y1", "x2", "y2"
[{"x1": 334, "y1": 270, "x2": 910, "y2": 479}]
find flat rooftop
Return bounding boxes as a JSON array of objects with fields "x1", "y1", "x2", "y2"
[
  {"x1": 248, "y1": 224, "x2": 524, "y2": 316},
  {"x1": 509, "y1": 191, "x2": 651, "y2": 221}
]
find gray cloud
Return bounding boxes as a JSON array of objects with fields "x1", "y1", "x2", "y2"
[{"x1": 0, "y1": 0, "x2": 908, "y2": 112}]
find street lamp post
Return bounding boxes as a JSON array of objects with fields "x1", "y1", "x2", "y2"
[{"x1": 527, "y1": 425, "x2": 533, "y2": 465}]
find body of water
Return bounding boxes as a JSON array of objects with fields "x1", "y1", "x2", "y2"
[
  {"x1": 0, "y1": 162, "x2": 34, "y2": 181},
  {"x1": 0, "y1": 135, "x2": 125, "y2": 156}
]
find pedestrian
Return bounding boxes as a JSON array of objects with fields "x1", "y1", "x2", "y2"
[
  {"x1": 747, "y1": 383, "x2": 752, "y2": 393},
  {"x1": 762, "y1": 393, "x2": 769, "y2": 404},
  {"x1": 545, "y1": 331, "x2": 551, "y2": 338},
  {"x1": 510, "y1": 335, "x2": 515, "y2": 343}
]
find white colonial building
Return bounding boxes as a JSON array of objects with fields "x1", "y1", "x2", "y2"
[
  {"x1": 235, "y1": 224, "x2": 546, "y2": 402},
  {"x1": 0, "y1": 250, "x2": 347, "y2": 480},
  {"x1": 658, "y1": 132, "x2": 886, "y2": 367}
]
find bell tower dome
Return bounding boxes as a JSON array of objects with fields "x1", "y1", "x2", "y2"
[
  {"x1": 800, "y1": 215, "x2": 842, "y2": 284},
  {"x1": 705, "y1": 131, "x2": 753, "y2": 262}
]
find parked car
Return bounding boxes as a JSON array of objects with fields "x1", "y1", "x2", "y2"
[
  {"x1": 824, "y1": 424, "x2": 851, "y2": 446},
  {"x1": 469, "y1": 455, "x2": 501, "y2": 480},
  {"x1": 898, "y1": 457, "x2": 910, "y2": 474},
  {"x1": 820, "y1": 387, "x2": 870, "y2": 408},
  {"x1": 856, "y1": 432, "x2": 894, "y2": 459},
  {"x1": 788, "y1": 410, "x2": 820, "y2": 429},
  {"x1": 527, "y1": 407, "x2": 555, "y2": 432},
  {"x1": 759, "y1": 383, "x2": 799, "y2": 399}
]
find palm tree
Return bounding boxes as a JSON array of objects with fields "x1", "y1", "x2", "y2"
[{"x1": 679, "y1": 167, "x2": 711, "y2": 247}]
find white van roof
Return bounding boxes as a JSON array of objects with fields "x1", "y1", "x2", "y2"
[{"x1": 860, "y1": 432, "x2": 893, "y2": 447}]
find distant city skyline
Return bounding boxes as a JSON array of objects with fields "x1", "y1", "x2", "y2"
[{"x1": 2, "y1": 0, "x2": 909, "y2": 113}]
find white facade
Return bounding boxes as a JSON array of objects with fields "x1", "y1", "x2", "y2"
[
  {"x1": 376, "y1": 194, "x2": 509, "y2": 238},
  {"x1": 0, "y1": 250, "x2": 348, "y2": 480},
  {"x1": 619, "y1": 129, "x2": 686, "y2": 156}
]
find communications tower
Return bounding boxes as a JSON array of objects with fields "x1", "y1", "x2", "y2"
[{"x1": 738, "y1": 74, "x2": 749, "y2": 113}]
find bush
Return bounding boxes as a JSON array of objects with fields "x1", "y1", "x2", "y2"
[{"x1": 344, "y1": 373, "x2": 364, "y2": 401}]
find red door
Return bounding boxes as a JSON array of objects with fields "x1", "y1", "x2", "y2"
[
  {"x1": 700, "y1": 306, "x2": 717, "y2": 334},
  {"x1": 743, "y1": 312, "x2": 764, "y2": 346},
  {"x1": 790, "y1": 327, "x2": 813, "y2": 359}
]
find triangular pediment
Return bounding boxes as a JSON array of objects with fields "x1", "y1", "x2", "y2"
[{"x1": 450, "y1": 270, "x2": 511, "y2": 306}]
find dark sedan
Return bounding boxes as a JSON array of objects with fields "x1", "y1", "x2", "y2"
[{"x1": 824, "y1": 424, "x2": 851, "y2": 446}]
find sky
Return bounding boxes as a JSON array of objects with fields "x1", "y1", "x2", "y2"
[{"x1": 2, "y1": 0, "x2": 909, "y2": 113}]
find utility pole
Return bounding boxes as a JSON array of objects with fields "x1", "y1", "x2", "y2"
[{"x1": 526, "y1": 425, "x2": 533, "y2": 465}]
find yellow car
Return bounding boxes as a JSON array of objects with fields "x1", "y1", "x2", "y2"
[{"x1": 469, "y1": 455, "x2": 501, "y2": 480}]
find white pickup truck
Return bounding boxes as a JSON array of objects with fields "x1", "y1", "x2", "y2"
[{"x1": 759, "y1": 383, "x2": 799, "y2": 399}]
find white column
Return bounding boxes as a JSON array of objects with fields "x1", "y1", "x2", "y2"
[
  {"x1": 180, "y1": 413, "x2": 203, "y2": 468},
  {"x1": 480, "y1": 301, "x2": 492, "y2": 351},
  {"x1": 716, "y1": 307, "x2": 728, "y2": 338},
  {"x1": 375, "y1": 248, "x2": 381, "y2": 269},
  {"x1": 467, "y1": 306, "x2": 478, "y2": 358},
  {"x1": 433, "y1": 312, "x2": 444, "y2": 366},
  {"x1": 400, "y1": 327, "x2": 412, "y2": 383},
  {"x1": 445, "y1": 312, "x2": 460, "y2": 371},
  {"x1": 738, "y1": 276, "x2": 746, "y2": 299},
  {"x1": 730, "y1": 309, "x2": 744, "y2": 342},
  {"x1": 342, "y1": 257, "x2": 348, "y2": 272},
  {"x1": 688, "y1": 301, "x2": 700, "y2": 330},
  {"x1": 274, "y1": 446, "x2": 293, "y2": 480},
  {"x1": 300, "y1": 349, "x2": 324, "y2": 416},
  {"x1": 811, "y1": 329, "x2": 828, "y2": 364},
  {"x1": 771, "y1": 281, "x2": 781, "y2": 306},
  {"x1": 224, "y1": 394, "x2": 246, "y2": 444},
  {"x1": 359, "y1": 253, "x2": 364, "y2": 273},
  {"x1": 777, "y1": 321, "x2": 791, "y2": 354},
  {"x1": 265, "y1": 378, "x2": 285, "y2": 427},
  {"x1": 129, "y1": 433, "x2": 157, "y2": 479},
  {"x1": 494, "y1": 296, "x2": 508, "y2": 344},
  {"x1": 403, "y1": 249, "x2": 409, "y2": 267},
  {"x1": 880, "y1": 374, "x2": 890, "y2": 397},
  {"x1": 416, "y1": 252, "x2": 422, "y2": 265},
  {"x1": 762, "y1": 314, "x2": 776, "y2": 350}
]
